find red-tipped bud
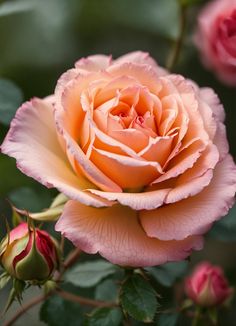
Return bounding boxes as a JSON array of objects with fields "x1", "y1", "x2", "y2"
[
  {"x1": 185, "y1": 262, "x2": 233, "y2": 307},
  {"x1": 0, "y1": 223, "x2": 60, "y2": 282}
]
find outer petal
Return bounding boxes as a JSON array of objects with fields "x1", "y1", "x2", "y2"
[
  {"x1": 114, "y1": 51, "x2": 168, "y2": 76},
  {"x1": 199, "y1": 87, "x2": 225, "y2": 122},
  {"x1": 9, "y1": 223, "x2": 28, "y2": 244},
  {"x1": 140, "y1": 155, "x2": 236, "y2": 241},
  {"x1": 75, "y1": 55, "x2": 112, "y2": 72},
  {"x1": 86, "y1": 187, "x2": 171, "y2": 210},
  {"x1": 55, "y1": 201, "x2": 203, "y2": 267},
  {"x1": 213, "y1": 122, "x2": 229, "y2": 160},
  {"x1": 1, "y1": 98, "x2": 110, "y2": 208}
]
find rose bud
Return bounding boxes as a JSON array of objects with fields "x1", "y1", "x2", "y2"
[
  {"x1": 185, "y1": 262, "x2": 233, "y2": 307},
  {"x1": 0, "y1": 223, "x2": 60, "y2": 282},
  {"x1": 195, "y1": 0, "x2": 236, "y2": 86}
]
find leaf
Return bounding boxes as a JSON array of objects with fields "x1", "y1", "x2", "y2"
[
  {"x1": 0, "y1": 78, "x2": 23, "y2": 125},
  {"x1": 210, "y1": 204, "x2": 236, "y2": 241},
  {"x1": 85, "y1": 307, "x2": 123, "y2": 326},
  {"x1": 156, "y1": 313, "x2": 179, "y2": 326},
  {"x1": 9, "y1": 186, "x2": 52, "y2": 212},
  {"x1": 65, "y1": 260, "x2": 117, "y2": 288},
  {"x1": 40, "y1": 295, "x2": 83, "y2": 326},
  {"x1": 95, "y1": 279, "x2": 118, "y2": 302},
  {"x1": 0, "y1": 272, "x2": 11, "y2": 290},
  {"x1": 0, "y1": 0, "x2": 34, "y2": 17},
  {"x1": 120, "y1": 274, "x2": 158, "y2": 323},
  {"x1": 146, "y1": 261, "x2": 189, "y2": 287}
]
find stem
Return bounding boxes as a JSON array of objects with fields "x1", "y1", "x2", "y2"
[
  {"x1": 166, "y1": 5, "x2": 187, "y2": 71},
  {"x1": 56, "y1": 289, "x2": 118, "y2": 308},
  {"x1": 191, "y1": 307, "x2": 202, "y2": 326},
  {"x1": 3, "y1": 294, "x2": 48, "y2": 326},
  {"x1": 63, "y1": 248, "x2": 81, "y2": 269}
]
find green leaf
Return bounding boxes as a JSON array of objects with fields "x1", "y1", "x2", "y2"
[
  {"x1": 0, "y1": 272, "x2": 11, "y2": 290},
  {"x1": 157, "y1": 313, "x2": 179, "y2": 326},
  {"x1": 120, "y1": 274, "x2": 158, "y2": 323},
  {"x1": 210, "y1": 204, "x2": 236, "y2": 241},
  {"x1": 9, "y1": 186, "x2": 52, "y2": 212},
  {"x1": 0, "y1": 0, "x2": 34, "y2": 17},
  {"x1": 0, "y1": 78, "x2": 23, "y2": 125},
  {"x1": 85, "y1": 307, "x2": 123, "y2": 326},
  {"x1": 40, "y1": 295, "x2": 83, "y2": 326},
  {"x1": 95, "y1": 279, "x2": 118, "y2": 302},
  {"x1": 146, "y1": 261, "x2": 189, "y2": 287},
  {"x1": 65, "y1": 260, "x2": 117, "y2": 288}
]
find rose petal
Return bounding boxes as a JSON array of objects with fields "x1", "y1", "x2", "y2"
[
  {"x1": 213, "y1": 122, "x2": 229, "y2": 160},
  {"x1": 199, "y1": 87, "x2": 225, "y2": 122},
  {"x1": 114, "y1": 51, "x2": 168, "y2": 76},
  {"x1": 87, "y1": 187, "x2": 171, "y2": 210},
  {"x1": 140, "y1": 155, "x2": 236, "y2": 241},
  {"x1": 55, "y1": 201, "x2": 203, "y2": 267},
  {"x1": 75, "y1": 55, "x2": 112, "y2": 71},
  {"x1": 107, "y1": 62, "x2": 162, "y2": 95},
  {"x1": 139, "y1": 135, "x2": 176, "y2": 166},
  {"x1": 1, "y1": 99, "x2": 109, "y2": 207},
  {"x1": 90, "y1": 147, "x2": 163, "y2": 189}
]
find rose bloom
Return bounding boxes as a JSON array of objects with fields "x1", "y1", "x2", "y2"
[
  {"x1": 1, "y1": 52, "x2": 236, "y2": 267},
  {"x1": 185, "y1": 262, "x2": 233, "y2": 307},
  {"x1": 195, "y1": 0, "x2": 236, "y2": 86}
]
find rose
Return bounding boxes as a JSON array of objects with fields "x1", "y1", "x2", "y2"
[
  {"x1": 185, "y1": 262, "x2": 233, "y2": 307},
  {"x1": 1, "y1": 51, "x2": 236, "y2": 267},
  {"x1": 195, "y1": 0, "x2": 236, "y2": 86},
  {"x1": 0, "y1": 223, "x2": 60, "y2": 281}
]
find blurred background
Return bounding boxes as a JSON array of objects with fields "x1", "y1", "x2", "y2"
[{"x1": 0, "y1": 0, "x2": 236, "y2": 325}]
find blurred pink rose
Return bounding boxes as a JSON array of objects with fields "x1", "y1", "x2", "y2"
[
  {"x1": 185, "y1": 262, "x2": 233, "y2": 307},
  {"x1": 1, "y1": 52, "x2": 236, "y2": 267},
  {"x1": 195, "y1": 0, "x2": 236, "y2": 86}
]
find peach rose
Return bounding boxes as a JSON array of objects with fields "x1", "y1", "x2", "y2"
[
  {"x1": 1, "y1": 52, "x2": 236, "y2": 267},
  {"x1": 195, "y1": 0, "x2": 236, "y2": 86}
]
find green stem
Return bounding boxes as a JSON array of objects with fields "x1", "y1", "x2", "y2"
[
  {"x1": 191, "y1": 307, "x2": 202, "y2": 326},
  {"x1": 166, "y1": 4, "x2": 187, "y2": 71}
]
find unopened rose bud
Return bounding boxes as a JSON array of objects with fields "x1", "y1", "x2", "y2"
[
  {"x1": 185, "y1": 262, "x2": 233, "y2": 307},
  {"x1": 0, "y1": 223, "x2": 60, "y2": 282}
]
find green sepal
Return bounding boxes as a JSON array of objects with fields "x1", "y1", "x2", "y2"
[
  {"x1": 50, "y1": 193, "x2": 68, "y2": 208},
  {"x1": 12, "y1": 207, "x2": 23, "y2": 227},
  {"x1": 180, "y1": 299, "x2": 194, "y2": 311},
  {"x1": 0, "y1": 272, "x2": 11, "y2": 289},
  {"x1": 15, "y1": 235, "x2": 50, "y2": 281},
  {"x1": 3, "y1": 278, "x2": 26, "y2": 313},
  {"x1": 43, "y1": 279, "x2": 57, "y2": 295}
]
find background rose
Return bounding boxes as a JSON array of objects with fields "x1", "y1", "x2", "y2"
[
  {"x1": 195, "y1": 0, "x2": 236, "y2": 86},
  {"x1": 185, "y1": 262, "x2": 233, "y2": 307},
  {"x1": 1, "y1": 52, "x2": 236, "y2": 267}
]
